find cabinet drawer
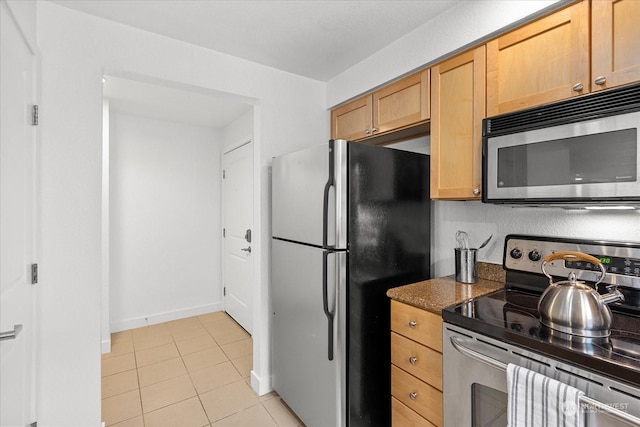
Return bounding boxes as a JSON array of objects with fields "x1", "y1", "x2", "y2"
[
  {"x1": 391, "y1": 300, "x2": 442, "y2": 352},
  {"x1": 391, "y1": 332, "x2": 442, "y2": 391},
  {"x1": 392, "y1": 365, "x2": 442, "y2": 426},
  {"x1": 392, "y1": 397, "x2": 436, "y2": 427}
]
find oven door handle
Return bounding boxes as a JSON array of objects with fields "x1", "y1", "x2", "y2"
[{"x1": 450, "y1": 336, "x2": 640, "y2": 426}]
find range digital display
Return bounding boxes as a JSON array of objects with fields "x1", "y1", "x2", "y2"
[{"x1": 565, "y1": 255, "x2": 640, "y2": 276}]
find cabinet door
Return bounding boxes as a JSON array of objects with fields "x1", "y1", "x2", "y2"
[
  {"x1": 330, "y1": 95, "x2": 373, "y2": 141},
  {"x1": 592, "y1": 0, "x2": 640, "y2": 92},
  {"x1": 373, "y1": 69, "x2": 429, "y2": 135},
  {"x1": 486, "y1": 1, "x2": 589, "y2": 116},
  {"x1": 430, "y1": 46, "x2": 485, "y2": 200}
]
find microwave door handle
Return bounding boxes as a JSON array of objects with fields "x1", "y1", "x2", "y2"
[{"x1": 450, "y1": 336, "x2": 640, "y2": 425}]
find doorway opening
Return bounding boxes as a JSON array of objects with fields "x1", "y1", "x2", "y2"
[{"x1": 101, "y1": 73, "x2": 255, "y2": 349}]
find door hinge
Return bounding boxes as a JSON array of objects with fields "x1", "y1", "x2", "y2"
[
  {"x1": 31, "y1": 264, "x2": 38, "y2": 285},
  {"x1": 29, "y1": 421, "x2": 37, "y2": 427},
  {"x1": 223, "y1": 287, "x2": 226, "y2": 296},
  {"x1": 32, "y1": 105, "x2": 39, "y2": 126},
  {"x1": 223, "y1": 169, "x2": 226, "y2": 179},
  {"x1": 223, "y1": 228, "x2": 226, "y2": 238}
]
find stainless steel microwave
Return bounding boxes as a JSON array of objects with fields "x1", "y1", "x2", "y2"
[{"x1": 482, "y1": 82, "x2": 640, "y2": 208}]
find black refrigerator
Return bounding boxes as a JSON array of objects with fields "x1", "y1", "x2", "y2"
[{"x1": 271, "y1": 139, "x2": 431, "y2": 427}]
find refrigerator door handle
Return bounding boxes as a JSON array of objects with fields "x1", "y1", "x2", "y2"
[
  {"x1": 322, "y1": 250, "x2": 335, "y2": 361},
  {"x1": 322, "y1": 140, "x2": 335, "y2": 250}
]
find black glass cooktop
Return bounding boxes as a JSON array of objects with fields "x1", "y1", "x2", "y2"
[{"x1": 442, "y1": 288, "x2": 640, "y2": 387}]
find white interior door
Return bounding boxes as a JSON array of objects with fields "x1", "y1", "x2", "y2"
[
  {"x1": 0, "y1": 2, "x2": 37, "y2": 425},
  {"x1": 223, "y1": 142, "x2": 253, "y2": 334}
]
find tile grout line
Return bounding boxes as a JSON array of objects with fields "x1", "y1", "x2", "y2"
[{"x1": 104, "y1": 313, "x2": 270, "y2": 427}]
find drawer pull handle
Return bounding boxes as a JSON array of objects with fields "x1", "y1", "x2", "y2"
[
  {"x1": 408, "y1": 321, "x2": 417, "y2": 328},
  {"x1": 409, "y1": 356, "x2": 418, "y2": 364},
  {"x1": 409, "y1": 391, "x2": 418, "y2": 400}
]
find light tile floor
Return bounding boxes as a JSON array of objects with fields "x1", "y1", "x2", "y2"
[{"x1": 102, "y1": 311, "x2": 305, "y2": 427}]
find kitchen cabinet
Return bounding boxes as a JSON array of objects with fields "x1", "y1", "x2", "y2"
[
  {"x1": 591, "y1": 0, "x2": 640, "y2": 92},
  {"x1": 486, "y1": 1, "x2": 588, "y2": 116},
  {"x1": 430, "y1": 46, "x2": 485, "y2": 200},
  {"x1": 390, "y1": 300, "x2": 443, "y2": 427},
  {"x1": 487, "y1": 0, "x2": 640, "y2": 116},
  {"x1": 330, "y1": 70, "x2": 429, "y2": 141}
]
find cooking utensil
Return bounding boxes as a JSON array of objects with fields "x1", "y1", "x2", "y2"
[
  {"x1": 538, "y1": 251, "x2": 624, "y2": 338},
  {"x1": 455, "y1": 230, "x2": 469, "y2": 249},
  {"x1": 477, "y1": 234, "x2": 492, "y2": 250}
]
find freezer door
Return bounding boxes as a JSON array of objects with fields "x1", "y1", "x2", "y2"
[
  {"x1": 272, "y1": 140, "x2": 347, "y2": 248},
  {"x1": 271, "y1": 239, "x2": 346, "y2": 427}
]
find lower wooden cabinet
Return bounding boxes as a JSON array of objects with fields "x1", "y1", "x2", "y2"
[
  {"x1": 390, "y1": 300, "x2": 443, "y2": 426},
  {"x1": 392, "y1": 397, "x2": 437, "y2": 427}
]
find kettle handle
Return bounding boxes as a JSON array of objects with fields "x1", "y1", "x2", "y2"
[
  {"x1": 543, "y1": 251, "x2": 603, "y2": 266},
  {"x1": 542, "y1": 251, "x2": 607, "y2": 284}
]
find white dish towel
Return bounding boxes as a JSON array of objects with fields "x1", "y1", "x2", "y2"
[{"x1": 507, "y1": 363, "x2": 585, "y2": 427}]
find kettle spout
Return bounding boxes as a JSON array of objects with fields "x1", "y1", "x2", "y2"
[{"x1": 600, "y1": 286, "x2": 625, "y2": 305}]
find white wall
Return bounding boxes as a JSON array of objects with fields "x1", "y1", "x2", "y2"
[
  {"x1": 327, "y1": 0, "x2": 561, "y2": 107},
  {"x1": 109, "y1": 111, "x2": 222, "y2": 331},
  {"x1": 5, "y1": 0, "x2": 37, "y2": 51},
  {"x1": 223, "y1": 108, "x2": 254, "y2": 152},
  {"x1": 37, "y1": 1, "x2": 326, "y2": 424}
]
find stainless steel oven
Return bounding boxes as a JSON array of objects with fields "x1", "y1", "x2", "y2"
[
  {"x1": 482, "y1": 82, "x2": 640, "y2": 207},
  {"x1": 443, "y1": 235, "x2": 640, "y2": 426},
  {"x1": 444, "y1": 325, "x2": 640, "y2": 426}
]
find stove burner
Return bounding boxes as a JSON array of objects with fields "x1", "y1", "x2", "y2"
[{"x1": 443, "y1": 289, "x2": 640, "y2": 384}]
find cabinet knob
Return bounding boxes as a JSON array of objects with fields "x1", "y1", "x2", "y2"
[
  {"x1": 572, "y1": 82, "x2": 584, "y2": 92},
  {"x1": 371, "y1": 127, "x2": 378, "y2": 134},
  {"x1": 408, "y1": 320, "x2": 417, "y2": 328},
  {"x1": 595, "y1": 76, "x2": 607, "y2": 86},
  {"x1": 473, "y1": 187, "x2": 480, "y2": 196},
  {"x1": 365, "y1": 129, "x2": 371, "y2": 135},
  {"x1": 409, "y1": 356, "x2": 418, "y2": 365},
  {"x1": 409, "y1": 392, "x2": 418, "y2": 400}
]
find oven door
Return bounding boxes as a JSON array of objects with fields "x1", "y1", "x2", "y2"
[
  {"x1": 443, "y1": 324, "x2": 640, "y2": 427},
  {"x1": 483, "y1": 110, "x2": 640, "y2": 205}
]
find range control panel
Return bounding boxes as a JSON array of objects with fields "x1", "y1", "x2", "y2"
[{"x1": 504, "y1": 235, "x2": 640, "y2": 289}]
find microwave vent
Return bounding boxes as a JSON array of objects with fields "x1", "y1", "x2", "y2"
[{"x1": 485, "y1": 82, "x2": 640, "y2": 136}]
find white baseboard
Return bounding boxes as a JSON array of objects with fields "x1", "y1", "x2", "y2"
[
  {"x1": 251, "y1": 369, "x2": 272, "y2": 396},
  {"x1": 110, "y1": 302, "x2": 224, "y2": 333},
  {"x1": 101, "y1": 338, "x2": 112, "y2": 354}
]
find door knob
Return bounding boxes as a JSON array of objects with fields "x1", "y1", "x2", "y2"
[{"x1": 241, "y1": 247, "x2": 252, "y2": 253}]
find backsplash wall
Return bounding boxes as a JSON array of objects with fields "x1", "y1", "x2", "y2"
[
  {"x1": 389, "y1": 137, "x2": 640, "y2": 278},
  {"x1": 432, "y1": 201, "x2": 640, "y2": 277}
]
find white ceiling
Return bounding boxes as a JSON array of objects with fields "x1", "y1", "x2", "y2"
[
  {"x1": 51, "y1": 0, "x2": 461, "y2": 82},
  {"x1": 57, "y1": 0, "x2": 462, "y2": 129}
]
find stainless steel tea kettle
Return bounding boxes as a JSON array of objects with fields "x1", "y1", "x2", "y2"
[{"x1": 539, "y1": 251, "x2": 625, "y2": 338}]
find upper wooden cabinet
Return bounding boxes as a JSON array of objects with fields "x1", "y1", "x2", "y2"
[
  {"x1": 591, "y1": 0, "x2": 640, "y2": 92},
  {"x1": 331, "y1": 70, "x2": 429, "y2": 141},
  {"x1": 487, "y1": 0, "x2": 640, "y2": 116},
  {"x1": 486, "y1": 1, "x2": 590, "y2": 116},
  {"x1": 430, "y1": 46, "x2": 485, "y2": 200}
]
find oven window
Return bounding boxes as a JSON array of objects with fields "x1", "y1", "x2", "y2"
[
  {"x1": 472, "y1": 383, "x2": 507, "y2": 427},
  {"x1": 497, "y1": 128, "x2": 637, "y2": 188}
]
